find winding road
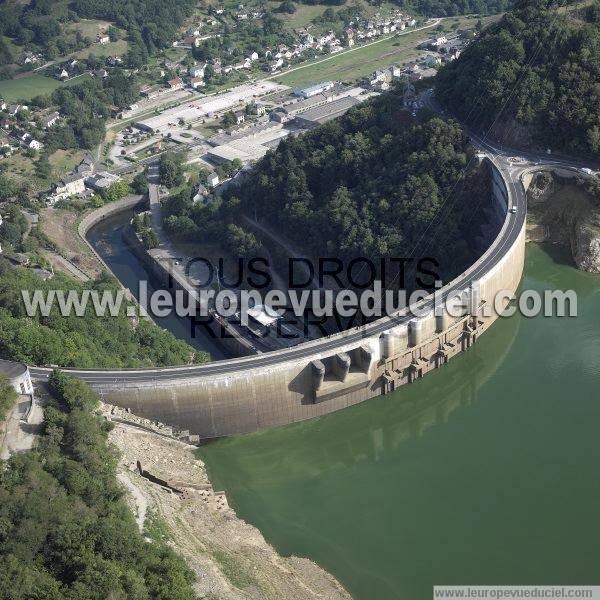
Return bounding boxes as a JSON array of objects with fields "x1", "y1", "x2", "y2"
[{"x1": 29, "y1": 155, "x2": 527, "y2": 383}]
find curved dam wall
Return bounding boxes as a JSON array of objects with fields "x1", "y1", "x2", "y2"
[{"x1": 85, "y1": 159, "x2": 527, "y2": 439}]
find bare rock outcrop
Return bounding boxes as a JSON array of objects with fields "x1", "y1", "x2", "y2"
[
  {"x1": 102, "y1": 403, "x2": 351, "y2": 600},
  {"x1": 572, "y1": 217, "x2": 600, "y2": 273}
]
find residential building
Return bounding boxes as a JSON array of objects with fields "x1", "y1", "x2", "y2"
[
  {"x1": 85, "y1": 171, "x2": 120, "y2": 192},
  {"x1": 182, "y1": 35, "x2": 199, "y2": 47},
  {"x1": 190, "y1": 76, "x2": 205, "y2": 89},
  {"x1": 49, "y1": 173, "x2": 87, "y2": 203},
  {"x1": 167, "y1": 77, "x2": 184, "y2": 90},
  {"x1": 270, "y1": 58, "x2": 284, "y2": 73},
  {"x1": 189, "y1": 64, "x2": 206, "y2": 78},
  {"x1": 207, "y1": 172, "x2": 219, "y2": 187},
  {"x1": 43, "y1": 112, "x2": 61, "y2": 128},
  {"x1": 423, "y1": 53, "x2": 441, "y2": 67},
  {"x1": 109, "y1": 105, "x2": 124, "y2": 119},
  {"x1": 98, "y1": 34, "x2": 110, "y2": 44},
  {"x1": 8, "y1": 104, "x2": 25, "y2": 116},
  {"x1": 193, "y1": 184, "x2": 208, "y2": 202},
  {"x1": 234, "y1": 110, "x2": 245, "y2": 125}
]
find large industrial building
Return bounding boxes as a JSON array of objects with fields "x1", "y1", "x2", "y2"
[
  {"x1": 294, "y1": 96, "x2": 362, "y2": 127},
  {"x1": 134, "y1": 82, "x2": 284, "y2": 133}
]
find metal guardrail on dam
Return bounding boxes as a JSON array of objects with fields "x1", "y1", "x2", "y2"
[{"x1": 25, "y1": 154, "x2": 528, "y2": 438}]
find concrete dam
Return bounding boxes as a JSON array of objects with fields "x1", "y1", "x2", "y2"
[{"x1": 27, "y1": 153, "x2": 529, "y2": 439}]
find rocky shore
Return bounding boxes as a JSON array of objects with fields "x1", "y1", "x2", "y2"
[
  {"x1": 102, "y1": 403, "x2": 350, "y2": 600},
  {"x1": 526, "y1": 172, "x2": 600, "y2": 273}
]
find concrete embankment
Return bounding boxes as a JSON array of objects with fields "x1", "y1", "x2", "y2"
[
  {"x1": 78, "y1": 194, "x2": 147, "y2": 276},
  {"x1": 121, "y1": 224, "x2": 257, "y2": 358}
]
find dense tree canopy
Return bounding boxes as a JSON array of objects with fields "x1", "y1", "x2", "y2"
[
  {"x1": 164, "y1": 90, "x2": 491, "y2": 288},
  {"x1": 0, "y1": 371, "x2": 196, "y2": 599},
  {"x1": 0, "y1": 0, "x2": 70, "y2": 57},
  {"x1": 70, "y1": 0, "x2": 195, "y2": 67},
  {"x1": 159, "y1": 152, "x2": 185, "y2": 189},
  {"x1": 0, "y1": 261, "x2": 207, "y2": 367},
  {"x1": 388, "y1": 0, "x2": 511, "y2": 16},
  {"x1": 297, "y1": 0, "x2": 511, "y2": 16},
  {"x1": 436, "y1": 0, "x2": 600, "y2": 158},
  {"x1": 230, "y1": 91, "x2": 488, "y2": 281}
]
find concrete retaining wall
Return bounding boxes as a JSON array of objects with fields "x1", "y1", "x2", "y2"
[
  {"x1": 78, "y1": 195, "x2": 146, "y2": 276},
  {"x1": 121, "y1": 224, "x2": 257, "y2": 358}
]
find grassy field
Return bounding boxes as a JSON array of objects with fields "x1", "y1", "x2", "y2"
[
  {"x1": 0, "y1": 75, "x2": 65, "y2": 101},
  {"x1": 0, "y1": 73, "x2": 93, "y2": 101},
  {"x1": 73, "y1": 38, "x2": 129, "y2": 60},
  {"x1": 274, "y1": 29, "x2": 432, "y2": 88},
  {"x1": 0, "y1": 148, "x2": 84, "y2": 193},
  {"x1": 67, "y1": 18, "x2": 111, "y2": 39},
  {"x1": 272, "y1": 3, "x2": 334, "y2": 30},
  {"x1": 48, "y1": 149, "x2": 85, "y2": 177}
]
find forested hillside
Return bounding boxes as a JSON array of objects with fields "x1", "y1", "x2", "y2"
[
  {"x1": 0, "y1": 0, "x2": 195, "y2": 69},
  {"x1": 70, "y1": 0, "x2": 195, "y2": 66},
  {"x1": 0, "y1": 371, "x2": 196, "y2": 599},
  {"x1": 390, "y1": 0, "x2": 511, "y2": 16},
  {"x1": 164, "y1": 89, "x2": 491, "y2": 285},
  {"x1": 436, "y1": 0, "x2": 600, "y2": 158},
  {"x1": 0, "y1": 261, "x2": 207, "y2": 367},
  {"x1": 236, "y1": 95, "x2": 488, "y2": 275},
  {"x1": 295, "y1": 0, "x2": 511, "y2": 16}
]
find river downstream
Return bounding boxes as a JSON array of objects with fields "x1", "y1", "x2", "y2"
[
  {"x1": 87, "y1": 213, "x2": 600, "y2": 599},
  {"x1": 86, "y1": 209, "x2": 227, "y2": 360}
]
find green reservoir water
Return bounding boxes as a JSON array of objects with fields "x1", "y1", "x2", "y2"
[{"x1": 198, "y1": 244, "x2": 600, "y2": 600}]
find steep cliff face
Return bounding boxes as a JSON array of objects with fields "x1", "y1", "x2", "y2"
[
  {"x1": 572, "y1": 218, "x2": 600, "y2": 273},
  {"x1": 526, "y1": 173, "x2": 600, "y2": 273}
]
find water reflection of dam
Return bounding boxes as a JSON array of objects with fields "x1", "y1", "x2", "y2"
[{"x1": 204, "y1": 310, "x2": 521, "y2": 483}]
